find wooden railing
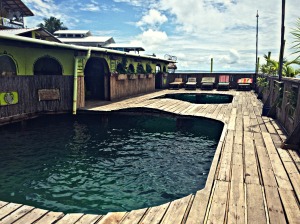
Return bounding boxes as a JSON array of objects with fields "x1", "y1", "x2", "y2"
[{"x1": 256, "y1": 75, "x2": 300, "y2": 149}]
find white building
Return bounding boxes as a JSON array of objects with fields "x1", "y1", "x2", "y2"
[
  {"x1": 54, "y1": 30, "x2": 115, "y2": 48},
  {"x1": 54, "y1": 30, "x2": 145, "y2": 53}
]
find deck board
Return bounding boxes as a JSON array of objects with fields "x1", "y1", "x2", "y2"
[
  {"x1": 0, "y1": 89, "x2": 299, "y2": 224},
  {"x1": 139, "y1": 203, "x2": 169, "y2": 224}
]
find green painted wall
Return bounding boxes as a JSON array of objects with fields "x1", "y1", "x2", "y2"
[
  {"x1": 0, "y1": 43, "x2": 75, "y2": 76},
  {"x1": 0, "y1": 42, "x2": 168, "y2": 76}
]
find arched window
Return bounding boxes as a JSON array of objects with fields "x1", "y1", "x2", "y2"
[
  {"x1": 0, "y1": 55, "x2": 17, "y2": 76},
  {"x1": 116, "y1": 63, "x2": 126, "y2": 74},
  {"x1": 136, "y1": 63, "x2": 145, "y2": 74},
  {"x1": 34, "y1": 56, "x2": 63, "y2": 75},
  {"x1": 128, "y1": 64, "x2": 135, "y2": 74},
  {"x1": 156, "y1": 65, "x2": 161, "y2": 73},
  {"x1": 146, "y1": 64, "x2": 152, "y2": 73},
  {"x1": 163, "y1": 66, "x2": 167, "y2": 73}
]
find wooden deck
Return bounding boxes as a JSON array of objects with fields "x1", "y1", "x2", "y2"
[{"x1": 0, "y1": 89, "x2": 299, "y2": 224}]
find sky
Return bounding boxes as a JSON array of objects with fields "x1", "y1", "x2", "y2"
[{"x1": 22, "y1": 0, "x2": 300, "y2": 72}]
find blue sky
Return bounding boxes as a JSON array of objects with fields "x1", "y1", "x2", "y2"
[{"x1": 23, "y1": 0, "x2": 300, "y2": 71}]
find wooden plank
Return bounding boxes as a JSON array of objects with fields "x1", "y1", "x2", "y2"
[
  {"x1": 264, "y1": 186, "x2": 286, "y2": 224},
  {"x1": 34, "y1": 211, "x2": 64, "y2": 224},
  {"x1": 262, "y1": 132, "x2": 293, "y2": 190},
  {"x1": 231, "y1": 149, "x2": 244, "y2": 184},
  {"x1": 0, "y1": 205, "x2": 34, "y2": 224},
  {"x1": 0, "y1": 202, "x2": 8, "y2": 209},
  {"x1": 262, "y1": 117, "x2": 277, "y2": 134},
  {"x1": 161, "y1": 195, "x2": 192, "y2": 224},
  {"x1": 234, "y1": 129, "x2": 243, "y2": 145},
  {"x1": 256, "y1": 146, "x2": 277, "y2": 187},
  {"x1": 246, "y1": 184, "x2": 267, "y2": 224},
  {"x1": 257, "y1": 116, "x2": 268, "y2": 133},
  {"x1": 206, "y1": 180, "x2": 229, "y2": 224},
  {"x1": 280, "y1": 160, "x2": 300, "y2": 201},
  {"x1": 0, "y1": 203, "x2": 23, "y2": 220},
  {"x1": 227, "y1": 182, "x2": 245, "y2": 224},
  {"x1": 205, "y1": 127, "x2": 227, "y2": 188},
  {"x1": 218, "y1": 130, "x2": 234, "y2": 182},
  {"x1": 185, "y1": 190, "x2": 209, "y2": 224},
  {"x1": 253, "y1": 132, "x2": 265, "y2": 147},
  {"x1": 243, "y1": 116, "x2": 251, "y2": 132},
  {"x1": 250, "y1": 118, "x2": 260, "y2": 133},
  {"x1": 12, "y1": 208, "x2": 48, "y2": 224},
  {"x1": 278, "y1": 188, "x2": 300, "y2": 224},
  {"x1": 98, "y1": 212, "x2": 127, "y2": 224},
  {"x1": 140, "y1": 203, "x2": 169, "y2": 224},
  {"x1": 244, "y1": 132, "x2": 260, "y2": 185},
  {"x1": 227, "y1": 108, "x2": 237, "y2": 130},
  {"x1": 120, "y1": 208, "x2": 148, "y2": 224},
  {"x1": 75, "y1": 214, "x2": 102, "y2": 224},
  {"x1": 288, "y1": 149, "x2": 300, "y2": 170},
  {"x1": 55, "y1": 213, "x2": 84, "y2": 224}
]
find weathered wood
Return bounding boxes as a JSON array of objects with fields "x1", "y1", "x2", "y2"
[
  {"x1": 0, "y1": 203, "x2": 23, "y2": 220},
  {"x1": 185, "y1": 190, "x2": 209, "y2": 224},
  {"x1": 262, "y1": 132, "x2": 293, "y2": 190},
  {"x1": 244, "y1": 132, "x2": 260, "y2": 185},
  {"x1": 119, "y1": 208, "x2": 148, "y2": 224},
  {"x1": 55, "y1": 213, "x2": 84, "y2": 224},
  {"x1": 75, "y1": 214, "x2": 102, "y2": 224},
  {"x1": 161, "y1": 195, "x2": 192, "y2": 224},
  {"x1": 0, "y1": 202, "x2": 8, "y2": 209},
  {"x1": 218, "y1": 130, "x2": 234, "y2": 181},
  {"x1": 206, "y1": 180, "x2": 229, "y2": 224},
  {"x1": 278, "y1": 188, "x2": 300, "y2": 223},
  {"x1": 97, "y1": 212, "x2": 127, "y2": 224},
  {"x1": 227, "y1": 182, "x2": 245, "y2": 224},
  {"x1": 264, "y1": 186, "x2": 286, "y2": 224},
  {"x1": 139, "y1": 203, "x2": 169, "y2": 224},
  {"x1": 246, "y1": 184, "x2": 267, "y2": 224},
  {"x1": 256, "y1": 145, "x2": 277, "y2": 187},
  {"x1": 12, "y1": 208, "x2": 48, "y2": 224},
  {"x1": 0, "y1": 205, "x2": 34, "y2": 223},
  {"x1": 34, "y1": 211, "x2": 64, "y2": 224}
]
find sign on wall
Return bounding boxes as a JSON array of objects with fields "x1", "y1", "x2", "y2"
[
  {"x1": 38, "y1": 89, "x2": 60, "y2": 101},
  {"x1": 0, "y1": 92, "x2": 19, "y2": 106}
]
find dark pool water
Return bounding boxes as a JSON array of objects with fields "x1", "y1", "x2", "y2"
[
  {"x1": 155, "y1": 93, "x2": 233, "y2": 104},
  {"x1": 0, "y1": 113, "x2": 223, "y2": 214}
]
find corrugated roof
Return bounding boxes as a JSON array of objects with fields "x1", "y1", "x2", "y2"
[
  {"x1": 0, "y1": 33, "x2": 174, "y2": 63},
  {"x1": 2, "y1": 0, "x2": 34, "y2": 17},
  {"x1": 57, "y1": 36, "x2": 114, "y2": 43},
  {"x1": 0, "y1": 27, "x2": 61, "y2": 42},
  {"x1": 104, "y1": 43, "x2": 145, "y2": 51},
  {"x1": 54, "y1": 30, "x2": 91, "y2": 35}
]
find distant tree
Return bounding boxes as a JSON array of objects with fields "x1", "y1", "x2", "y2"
[{"x1": 38, "y1": 16, "x2": 68, "y2": 34}]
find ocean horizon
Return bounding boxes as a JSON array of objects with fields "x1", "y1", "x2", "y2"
[{"x1": 175, "y1": 70, "x2": 255, "y2": 73}]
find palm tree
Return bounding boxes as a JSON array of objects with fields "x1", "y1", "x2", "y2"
[
  {"x1": 291, "y1": 18, "x2": 300, "y2": 59},
  {"x1": 38, "y1": 17, "x2": 68, "y2": 34},
  {"x1": 260, "y1": 54, "x2": 300, "y2": 77}
]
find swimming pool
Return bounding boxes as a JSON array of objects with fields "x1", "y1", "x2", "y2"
[
  {"x1": 0, "y1": 113, "x2": 223, "y2": 214},
  {"x1": 155, "y1": 93, "x2": 233, "y2": 104}
]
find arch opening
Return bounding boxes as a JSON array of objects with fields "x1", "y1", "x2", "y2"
[
  {"x1": 34, "y1": 56, "x2": 62, "y2": 76},
  {"x1": 84, "y1": 57, "x2": 110, "y2": 100},
  {"x1": 0, "y1": 55, "x2": 17, "y2": 76}
]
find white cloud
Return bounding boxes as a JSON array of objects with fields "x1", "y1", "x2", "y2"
[
  {"x1": 80, "y1": 0, "x2": 100, "y2": 12},
  {"x1": 23, "y1": 0, "x2": 300, "y2": 71},
  {"x1": 217, "y1": 49, "x2": 240, "y2": 64},
  {"x1": 136, "y1": 9, "x2": 168, "y2": 29},
  {"x1": 131, "y1": 29, "x2": 168, "y2": 52}
]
